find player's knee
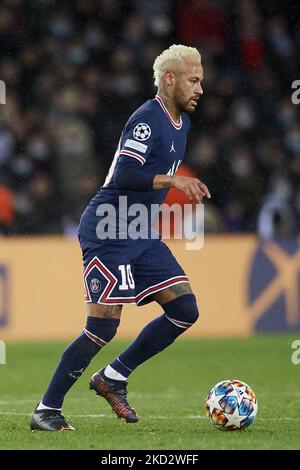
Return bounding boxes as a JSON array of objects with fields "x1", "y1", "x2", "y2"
[
  {"x1": 164, "y1": 294, "x2": 199, "y2": 328},
  {"x1": 84, "y1": 316, "x2": 120, "y2": 345}
]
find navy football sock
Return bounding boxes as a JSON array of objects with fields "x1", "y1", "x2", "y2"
[
  {"x1": 110, "y1": 295, "x2": 198, "y2": 378},
  {"x1": 42, "y1": 317, "x2": 119, "y2": 409},
  {"x1": 110, "y1": 315, "x2": 182, "y2": 378}
]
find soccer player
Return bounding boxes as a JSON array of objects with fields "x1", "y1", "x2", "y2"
[{"x1": 30, "y1": 44, "x2": 210, "y2": 431}]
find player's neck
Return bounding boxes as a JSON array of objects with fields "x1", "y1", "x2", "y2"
[{"x1": 156, "y1": 92, "x2": 181, "y2": 123}]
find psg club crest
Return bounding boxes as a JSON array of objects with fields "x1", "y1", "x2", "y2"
[
  {"x1": 133, "y1": 122, "x2": 151, "y2": 141},
  {"x1": 90, "y1": 278, "x2": 101, "y2": 294}
]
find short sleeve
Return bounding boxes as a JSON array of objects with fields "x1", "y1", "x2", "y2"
[{"x1": 118, "y1": 111, "x2": 159, "y2": 166}]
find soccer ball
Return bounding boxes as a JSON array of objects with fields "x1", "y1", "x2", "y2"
[{"x1": 205, "y1": 379, "x2": 258, "y2": 431}]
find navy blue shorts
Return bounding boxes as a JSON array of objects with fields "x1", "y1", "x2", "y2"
[{"x1": 79, "y1": 236, "x2": 189, "y2": 306}]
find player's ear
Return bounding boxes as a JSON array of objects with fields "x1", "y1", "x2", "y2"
[{"x1": 164, "y1": 69, "x2": 175, "y2": 86}]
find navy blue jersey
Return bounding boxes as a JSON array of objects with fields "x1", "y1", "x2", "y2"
[{"x1": 78, "y1": 95, "x2": 191, "y2": 245}]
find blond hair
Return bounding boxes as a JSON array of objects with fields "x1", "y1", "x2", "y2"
[{"x1": 153, "y1": 44, "x2": 201, "y2": 88}]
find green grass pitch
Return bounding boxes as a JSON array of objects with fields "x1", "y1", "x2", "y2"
[{"x1": 0, "y1": 334, "x2": 299, "y2": 450}]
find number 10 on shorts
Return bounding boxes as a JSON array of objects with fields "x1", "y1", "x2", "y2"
[{"x1": 118, "y1": 265, "x2": 135, "y2": 290}]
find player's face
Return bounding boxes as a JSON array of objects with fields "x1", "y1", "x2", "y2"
[{"x1": 173, "y1": 61, "x2": 203, "y2": 113}]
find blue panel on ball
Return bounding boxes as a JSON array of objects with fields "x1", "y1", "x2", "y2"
[
  {"x1": 219, "y1": 395, "x2": 238, "y2": 414},
  {"x1": 239, "y1": 398, "x2": 254, "y2": 416},
  {"x1": 215, "y1": 383, "x2": 233, "y2": 396},
  {"x1": 240, "y1": 415, "x2": 255, "y2": 429}
]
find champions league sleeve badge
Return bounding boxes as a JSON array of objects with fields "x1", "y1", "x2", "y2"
[{"x1": 133, "y1": 123, "x2": 151, "y2": 141}]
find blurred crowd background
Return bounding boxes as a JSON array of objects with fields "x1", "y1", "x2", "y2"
[{"x1": 0, "y1": 0, "x2": 300, "y2": 238}]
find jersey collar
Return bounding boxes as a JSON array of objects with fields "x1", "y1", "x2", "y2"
[{"x1": 154, "y1": 95, "x2": 183, "y2": 130}]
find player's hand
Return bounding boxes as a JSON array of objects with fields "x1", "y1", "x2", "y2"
[{"x1": 172, "y1": 176, "x2": 211, "y2": 203}]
